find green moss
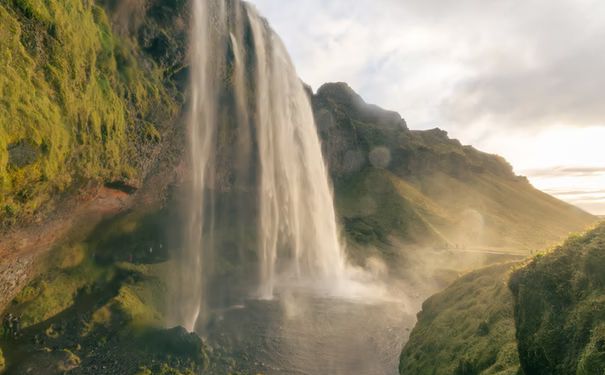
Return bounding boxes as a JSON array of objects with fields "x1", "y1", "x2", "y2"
[
  {"x1": 19, "y1": 262, "x2": 106, "y2": 327},
  {"x1": 143, "y1": 122, "x2": 161, "y2": 143},
  {"x1": 14, "y1": 284, "x2": 39, "y2": 303},
  {"x1": 12, "y1": 240, "x2": 116, "y2": 328},
  {"x1": 509, "y1": 222, "x2": 605, "y2": 375},
  {"x1": 576, "y1": 323, "x2": 605, "y2": 375},
  {"x1": 400, "y1": 262, "x2": 523, "y2": 375},
  {"x1": 135, "y1": 366, "x2": 152, "y2": 375},
  {"x1": 0, "y1": 347, "x2": 4, "y2": 371},
  {"x1": 112, "y1": 285, "x2": 156, "y2": 323},
  {"x1": 0, "y1": 0, "x2": 179, "y2": 218},
  {"x1": 80, "y1": 305, "x2": 112, "y2": 337},
  {"x1": 58, "y1": 349, "x2": 81, "y2": 371}
]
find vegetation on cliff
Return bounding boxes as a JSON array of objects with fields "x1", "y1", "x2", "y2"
[
  {"x1": 0, "y1": 0, "x2": 184, "y2": 227},
  {"x1": 509, "y1": 221, "x2": 605, "y2": 375},
  {"x1": 399, "y1": 262, "x2": 522, "y2": 375},
  {"x1": 400, "y1": 222, "x2": 605, "y2": 375},
  {"x1": 0, "y1": 347, "x2": 4, "y2": 371}
]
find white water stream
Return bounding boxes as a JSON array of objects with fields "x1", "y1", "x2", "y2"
[{"x1": 174, "y1": 0, "x2": 352, "y2": 332}]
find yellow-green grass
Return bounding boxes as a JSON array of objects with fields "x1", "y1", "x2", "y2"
[
  {"x1": 509, "y1": 221, "x2": 605, "y2": 375},
  {"x1": 0, "y1": 0, "x2": 178, "y2": 219},
  {"x1": 336, "y1": 165, "x2": 596, "y2": 258},
  {"x1": 8, "y1": 206, "x2": 171, "y2": 328},
  {"x1": 399, "y1": 261, "x2": 523, "y2": 375},
  {"x1": 11, "y1": 243, "x2": 112, "y2": 328}
]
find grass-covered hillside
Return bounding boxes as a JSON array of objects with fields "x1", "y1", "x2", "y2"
[
  {"x1": 509, "y1": 221, "x2": 605, "y2": 375},
  {"x1": 400, "y1": 221, "x2": 605, "y2": 375},
  {"x1": 0, "y1": 0, "x2": 186, "y2": 228},
  {"x1": 399, "y1": 261, "x2": 522, "y2": 375},
  {"x1": 312, "y1": 82, "x2": 597, "y2": 256}
]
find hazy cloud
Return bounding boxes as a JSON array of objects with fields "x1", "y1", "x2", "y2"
[
  {"x1": 571, "y1": 195, "x2": 605, "y2": 202},
  {"x1": 542, "y1": 189, "x2": 605, "y2": 197},
  {"x1": 525, "y1": 166, "x2": 605, "y2": 178},
  {"x1": 250, "y1": 0, "x2": 605, "y2": 129}
]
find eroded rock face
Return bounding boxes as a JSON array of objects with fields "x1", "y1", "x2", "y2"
[{"x1": 0, "y1": 255, "x2": 32, "y2": 310}]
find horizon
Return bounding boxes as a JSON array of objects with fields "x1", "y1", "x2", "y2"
[{"x1": 248, "y1": 0, "x2": 605, "y2": 215}]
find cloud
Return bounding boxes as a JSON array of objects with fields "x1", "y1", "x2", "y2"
[
  {"x1": 525, "y1": 166, "x2": 605, "y2": 178},
  {"x1": 442, "y1": 37, "x2": 605, "y2": 129},
  {"x1": 542, "y1": 189, "x2": 605, "y2": 197},
  {"x1": 571, "y1": 195, "x2": 605, "y2": 202},
  {"x1": 250, "y1": 0, "x2": 605, "y2": 131}
]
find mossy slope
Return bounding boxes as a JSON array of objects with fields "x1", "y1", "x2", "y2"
[
  {"x1": 400, "y1": 222, "x2": 605, "y2": 375},
  {"x1": 509, "y1": 221, "x2": 605, "y2": 375},
  {"x1": 399, "y1": 262, "x2": 522, "y2": 375},
  {"x1": 0, "y1": 0, "x2": 181, "y2": 224}
]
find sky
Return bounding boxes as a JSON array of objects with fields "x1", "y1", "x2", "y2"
[{"x1": 247, "y1": 0, "x2": 605, "y2": 215}]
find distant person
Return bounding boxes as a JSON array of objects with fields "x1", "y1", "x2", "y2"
[
  {"x1": 12, "y1": 315, "x2": 21, "y2": 339},
  {"x1": 128, "y1": 254, "x2": 133, "y2": 263},
  {"x1": 3, "y1": 313, "x2": 12, "y2": 339}
]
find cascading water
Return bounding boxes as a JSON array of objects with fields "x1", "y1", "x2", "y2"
[
  {"x1": 247, "y1": 7, "x2": 346, "y2": 298},
  {"x1": 172, "y1": 0, "x2": 224, "y2": 332},
  {"x1": 172, "y1": 0, "x2": 349, "y2": 332}
]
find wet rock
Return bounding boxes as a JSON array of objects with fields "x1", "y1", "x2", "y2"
[{"x1": 145, "y1": 326, "x2": 209, "y2": 366}]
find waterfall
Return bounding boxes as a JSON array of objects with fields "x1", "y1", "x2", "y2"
[
  {"x1": 173, "y1": 0, "x2": 348, "y2": 332},
  {"x1": 247, "y1": 8, "x2": 346, "y2": 297}
]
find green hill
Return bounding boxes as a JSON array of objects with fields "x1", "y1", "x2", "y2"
[
  {"x1": 400, "y1": 221, "x2": 605, "y2": 375},
  {"x1": 399, "y1": 261, "x2": 522, "y2": 375},
  {"x1": 313, "y1": 83, "x2": 597, "y2": 258},
  {"x1": 509, "y1": 221, "x2": 605, "y2": 375}
]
